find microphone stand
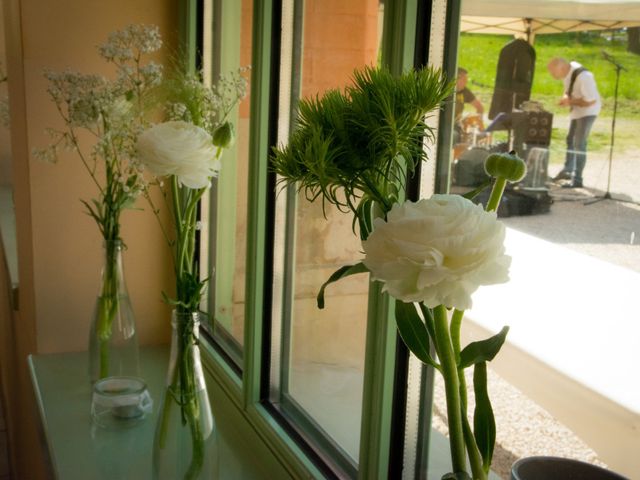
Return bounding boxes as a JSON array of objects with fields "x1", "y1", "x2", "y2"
[{"x1": 585, "y1": 52, "x2": 625, "y2": 205}]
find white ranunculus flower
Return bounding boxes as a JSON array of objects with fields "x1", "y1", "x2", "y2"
[
  {"x1": 362, "y1": 195, "x2": 511, "y2": 310},
  {"x1": 136, "y1": 121, "x2": 219, "y2": 189}
]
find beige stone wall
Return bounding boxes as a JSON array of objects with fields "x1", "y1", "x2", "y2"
[{"x1": 290, "y1": 0, "x2": 380, "y2": 369}]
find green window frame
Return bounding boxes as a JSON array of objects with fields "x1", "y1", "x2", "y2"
[{"x1": 178, "y1": 0, "x2": 462, "y2": 478}]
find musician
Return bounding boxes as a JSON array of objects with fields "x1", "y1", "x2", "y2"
[
  {"x1": 454, "y1": 67, "x2": 484, "y2": 144},
  {"x1": 547, "y1": 57, "x2": 601, "y2": 188}
]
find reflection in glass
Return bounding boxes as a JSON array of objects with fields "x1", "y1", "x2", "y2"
[
  {"x1": 271, "y1": 0, "x2": 385, "y2": 467},
  {"x1": 201, "y1": 0, "x2": 253, "y2": 366}
]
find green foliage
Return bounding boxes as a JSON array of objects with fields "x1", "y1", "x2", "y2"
[
  {"x1": 395, "y1": 301, "x2": 440, "y2": 371},
  {"x1": 317, "y1": 262, "x2": 369, "y2": 309},
  {"x1": 460, "y1": 31, "x2": 640, "y2": 101},
  {"x1": 459, "y1": 30, "x2": 640, "y2": 157},
  {"x1": 459, "y1": 31, "x2": 640, "y2": 115},
  {"x1": 473, "y1": 362, "x2": 496, "y2": 473},
  {"x1": 271, "y1": 66, "x2": 452, "y2": 216},
  {"x1": 459, "y1": 326, "x2": 509, "y2": 369}
]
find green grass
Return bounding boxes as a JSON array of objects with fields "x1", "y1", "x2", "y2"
[{"x1": 458, "y1": 30, "x2": 640, "y2": 155}]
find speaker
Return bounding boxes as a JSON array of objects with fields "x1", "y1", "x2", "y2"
[{"x1": 513, "y1": 111, "x2": 553, "y2": 146}]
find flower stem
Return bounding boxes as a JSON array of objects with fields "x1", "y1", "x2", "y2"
[
  {"x1": 450, "y1": 309, "x2": 464, "y2": 363},
  {"x1": 450, "y1": 309, "x2": 489, "y2": 479},
  {"x1": 97, "y1": 239, "x2": 120, "y2": 379},
  {"x1": 450, "y1": 308, "x2": 469, "y2": 432},
  {"x1": 486, "y1": 177, "x2": 507, "y2": 213},
  {"x1": 433, "y1": 305, "x2": 467, "y2": 475},
  {"x1": 462, "y1": 414, "x2": 488, "y2": 480}
]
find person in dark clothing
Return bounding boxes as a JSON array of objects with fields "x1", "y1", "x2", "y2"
[
  {"x1": 455, "y1": 67, "x2": 484, "y2": 121},
  {"x1": 454, "y1": 68, "x2": 484, "y2": 143}
]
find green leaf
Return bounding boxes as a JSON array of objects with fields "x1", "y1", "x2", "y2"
[
  {"x1": 418, "y1": 302, "x2": 436, "y2": 343},
  {"x1": 316, "y1": 262, "x2": 369, "y2": 309},
  {"x1": 441, "y1": 472, "x2": 472, "y2": 480},
  {"x1": 473, "y1": 362, "x2": 495, "y2": 472},
  {"x1": 355, "y1": 197, "x2": 374, "y2": 241},
  {"x1": 462, "y1": 179, "x2": 491, "y2": 200},
  {"x1": 459, "y1": 326, "x2": 509, "y2": 369},
  {"x1": 395, "y1": 301, "x2": 439, "y2": 370}
]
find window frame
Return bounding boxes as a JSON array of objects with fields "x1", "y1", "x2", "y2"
[{"x1": 183, "y1": 0, "x2": 458, "y2": 478}]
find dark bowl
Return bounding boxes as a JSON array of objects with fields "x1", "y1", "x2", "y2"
[{"x1": 511, "y1": 456, "x2": 629, "y2": 480}]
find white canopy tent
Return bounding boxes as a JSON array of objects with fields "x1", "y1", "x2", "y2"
[{"x1": 460, "y1": 1, "x2": 640, "y2": 42}]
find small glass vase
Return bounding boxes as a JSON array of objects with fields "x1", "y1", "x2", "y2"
[
  {"x1": 153, "y1": 310, "x2": 218, "y2": 480},
  {"x1": 88, "y1": 239, "x2": 139, "y2": 382}
]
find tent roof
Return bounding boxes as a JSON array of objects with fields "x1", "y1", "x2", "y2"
[
  {"x1": 461, "y1": 1, "x2": 640, "y2": 36},
  {"x1": 461, "y1": 17, "x2": 640, "y2": 36}
]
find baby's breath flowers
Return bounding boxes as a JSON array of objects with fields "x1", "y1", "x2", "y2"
[
  {"x1": 35, "y1": 25, "x2": 164, "y2": 380},
  {"x1": 34, "y1": 24, "x2": 163, "y2": 242}
]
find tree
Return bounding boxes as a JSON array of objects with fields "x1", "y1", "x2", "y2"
[{"x1": 627, "y1": 27, "x2": 640, "y2": 55}]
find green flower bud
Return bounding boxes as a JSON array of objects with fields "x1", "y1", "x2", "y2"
[
  {"x1": 212, "y1": 121, "x2": 235, "y2": 148},
  {"x1": 484, "y1": 150, "x2": 527, "y2": 183}
]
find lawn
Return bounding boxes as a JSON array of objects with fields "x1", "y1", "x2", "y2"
[{"x1": 458, "y1": 30, "x2": 640, "y2": 156}]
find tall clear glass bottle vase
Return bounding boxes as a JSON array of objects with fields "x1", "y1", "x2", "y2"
[
  {"x1": 88, "y1": 239, "x2": 139, "y2": 382},
  {"x1": 153, "y1": 311, "x2": 218, "y2": 480}
]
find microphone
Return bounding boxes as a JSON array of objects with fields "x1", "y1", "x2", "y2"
[{"x1": 602, "y1": 50, "x2": 627, "y2": 71}]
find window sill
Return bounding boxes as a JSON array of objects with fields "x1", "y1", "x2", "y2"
[{"x1": 28, "y1": 346, "x2": 295, "y2": 479}]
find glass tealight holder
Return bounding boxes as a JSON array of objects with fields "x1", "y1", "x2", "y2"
[{"x1": 91, "y1": 376, "x2": 153, "y2": 429}]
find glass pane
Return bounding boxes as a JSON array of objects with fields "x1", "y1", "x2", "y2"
[
  {"x1": 418, "y1": 1, "x2": 640, "y2": 479},
  {"x1": 201, "y1": 0, "x2": 253, "y2": 366},
  {"x1": 271, "y1": 0, "x2": 385, "y2": 471}
]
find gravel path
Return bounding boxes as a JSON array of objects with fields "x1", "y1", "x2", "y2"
[
  {"x1": 504, "y1": 148, "x2": 640, "y2": 273},
  {"x1": 432, "y1": 149, "x2": 640, "y2": 478},
  {"x1": 432, "y1": 368, "x2": 605, "y2": 479}
]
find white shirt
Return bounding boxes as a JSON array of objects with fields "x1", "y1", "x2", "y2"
[{"x1": 563, "y1": 61, "x2": 601, "y2": 120}]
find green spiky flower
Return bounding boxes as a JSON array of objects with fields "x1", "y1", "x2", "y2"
[{"x1": 271, "y1": 65, "x2": 452, "y2": 220}]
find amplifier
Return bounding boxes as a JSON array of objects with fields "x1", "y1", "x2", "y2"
[{"x1": 513, "y1": 110, "x2": 553, "y2": 146}]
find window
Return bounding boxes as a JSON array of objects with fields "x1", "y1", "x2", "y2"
[
  {"x1": 201, "y1": 0, "x2": 254, "y2": 369},
  {"x1": 194, "y1": 0, "x2": 640, "y2": 478},
  {"x1": 415, "y1": 1, "x2": 640, "y2": 478},
  {"x1": 194, "y1": 0, "x2": 461, "y2": 477},
  {"x1": 267, "y1": 1, "x2": 385, "y2": 476}
]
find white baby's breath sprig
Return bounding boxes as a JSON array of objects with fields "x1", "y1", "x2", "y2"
[{"x1": 36, "y1": 24, "x2": 165, "y2": 242}]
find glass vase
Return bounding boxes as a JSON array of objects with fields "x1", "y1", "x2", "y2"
[
  {"x1": 88, "y1": 239, "x2": 139, "y2": 382},
  {"x1": 153, "y1": 311, "x2": 218, "y2": 480}
]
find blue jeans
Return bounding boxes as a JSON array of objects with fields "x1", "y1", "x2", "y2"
[{"x1": 563, "y1": 115, "x2": 597, "y2": 182}]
